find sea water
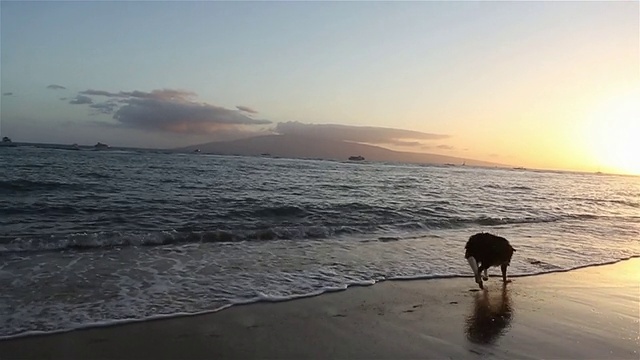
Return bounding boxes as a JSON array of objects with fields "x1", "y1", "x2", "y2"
[{"x1": 1, "y1": 146, "x2": 638, "y2": 338}]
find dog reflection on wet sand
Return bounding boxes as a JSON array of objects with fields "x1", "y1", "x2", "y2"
[{"x1": 465, "y1": 283, "x2": 513, "y2": 345}]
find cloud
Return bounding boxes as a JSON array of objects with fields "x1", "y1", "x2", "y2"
[
  {"x1": 71, "y1": 88, "x2": 271, "y2": 135},
  {"x1": 196, "y1": 126, "x2": 272, "y2": 141},
  {"x1": 436, "y1": 144, "x2": 455, "y2": 150},
  {"x1": 80, "y1": 89, "x2": 117, "y2": 97},
  {"x1": 69, "y1": 95, "x2": 93, "y2": 105},
  {"x1": 114, "y1": 98, "x2": 270, "y2": 133},
  {"x1": 47, "y1": 84, "x2": 66, "y2": 90},
  {"x1": 275, "y1": 121, "x2": 449, "y2": 146},
  {"x1": 422, "y1": 144, "x2": 455, "y2": 151},
  {"x1": 89, "y1": 101, "x2": 120, "y2": 115},
  {"x1": 123, "y1": 89, "x2": 196, "y2": 101},
  {"x1": 391, "y1": 140, "x2": 423, "y2": 147},
  {"x1": 80, "y1": 88, "x2": 196, "y2": 101},
  {"x1": 3, "y1": 92, "x2": 12, "y2": 96},
  {"x1": 236, "y1": 105, "x2": 258, "y2": 114},
  {"x1": 421, "y1": 143, "x2": 455, "y2": 151}
]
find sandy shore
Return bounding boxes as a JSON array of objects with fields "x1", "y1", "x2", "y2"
[{"x1": 1, "y1": 258, "x2": 638, "y2": 359}]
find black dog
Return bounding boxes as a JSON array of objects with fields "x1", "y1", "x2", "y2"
[{"x1": 465, "y1": 232, "x2": 516, "y2": 289}]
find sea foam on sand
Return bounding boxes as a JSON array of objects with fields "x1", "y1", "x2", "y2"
[{"x1": 0, "y1": 258, "x2": 638, "y2": 359}]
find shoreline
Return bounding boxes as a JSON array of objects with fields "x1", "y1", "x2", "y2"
[
  {"x1": 1, "y1": 258, "x2": 638, "y2": 359},
  {"x1": 2, "y1": 256, "x2": 638, "y2": 341}
]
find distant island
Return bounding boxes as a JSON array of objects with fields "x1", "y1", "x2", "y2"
[
  {"x1": 174, "y1": 134, "x2": 504, "y2": 167},
  {"x1": 1, "y1": 134, "x2": 507, "y2": 168},
  {"x1": 0, "y1": 140, "x2": 116, "y2": 152}
]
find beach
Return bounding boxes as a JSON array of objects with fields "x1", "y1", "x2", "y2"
[
  {"x1": 1, "y1": 258, "x2": 637, "y2": 359},
  {"x1": 2, "y1": 1, "x2": 639, "y2": 358}
]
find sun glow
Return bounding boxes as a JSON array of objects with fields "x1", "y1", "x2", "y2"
[{"x1": 584, "y1": 91, "x2": 640, "y2": 175}]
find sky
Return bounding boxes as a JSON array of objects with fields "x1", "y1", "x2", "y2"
[{"x1": 1, "y1": 1, "x2": 638, "y2": 174}]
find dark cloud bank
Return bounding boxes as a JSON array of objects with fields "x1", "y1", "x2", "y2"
[
  {"x1": 67, "y1": 88, "x2": 452, "y2": 150},
  {"x1": 274, "y1": 121, "x2": 449, "y2": 147},
  {"x1": 70, "y1": 88, "x2": 270, "y2": 135}
]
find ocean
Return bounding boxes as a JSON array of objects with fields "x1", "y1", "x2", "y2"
[{"x1": 1, "y1": 146, "x2": 638, "y2": 339}]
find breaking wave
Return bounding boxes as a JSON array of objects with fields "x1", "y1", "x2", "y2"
[{"x1": 0, "y1": 211, "x2": 611, "y2": 254}]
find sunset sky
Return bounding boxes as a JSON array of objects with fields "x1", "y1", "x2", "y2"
[{"x1": 1, "y1": 1, "x2": 638, "y2": 174}]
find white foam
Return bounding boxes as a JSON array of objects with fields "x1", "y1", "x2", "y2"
[{"x1": 1, "y1": 230, "x2": 639, "y2": 339}]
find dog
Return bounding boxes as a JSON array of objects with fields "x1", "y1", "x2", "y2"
[{"x1": 465, "y1": 232, "x2": 516, "y2": 289}]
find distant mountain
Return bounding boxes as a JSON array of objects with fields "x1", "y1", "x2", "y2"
[{"x1": 175, "y1": 134, "x2": 505, "y2": 167}]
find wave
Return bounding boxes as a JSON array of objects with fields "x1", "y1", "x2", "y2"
[
  {"x1": 569, "y1": 197, "x2": 639, "y2": 209},
  {"x1": 252, "y1": 205, "x2": 309, "y2": 218},
  {"x1": 0, "y1": 226, "x2": 363, "y2": 253},
  {"x1": 481, "y1": 184, "x2": 534, "y2": 191},
  {"x1": 436, "y1": 214, "x2": 572, "y2": 228},
  {"x1": 231, "y1": 203, "x2": 601, "y2": 228},
  {"x1": 0, "y1": 204, "x2": 106, "y2": 216},
  {"x1": 468, "y1": 215, "x2": 559, "y2": 226},
  {"x1": 445, "y1": 213, "x2": 613, "y2": 227},
  {"x1": 0, "y1": 179, "x2": 86, "y2": 193},
  {"x1": 1, "y1": 211, "x2": 613, "y2": 253},
  {"x1": 80, "y1": 172, "x2": 111, "y2": 179},
  {"x1": 1, "y1": 255, "x2": 637, "y2": 341}
]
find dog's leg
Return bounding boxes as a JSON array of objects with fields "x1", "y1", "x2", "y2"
[
  {"x1": 482, "y1": 268, "x2": 488, "y2": 281},
  {"x1": 476, "y1": 264, "x2": 487, "y2": 289},
  {"x1": 467, "y1": 256, "x2": 482, "y2": 287},
  {"x1": 501, "y1": 263, "x2": 508, "y2": 282}
]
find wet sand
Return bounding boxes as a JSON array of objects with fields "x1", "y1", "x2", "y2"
[{"x1": 1, "y1": 258, "x2": 638, "y2": 359}]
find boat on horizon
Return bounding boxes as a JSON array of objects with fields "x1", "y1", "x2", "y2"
[
  {"x1": 0, "y1": 136, "x2": 17, "y2": 147},
  {"x1": 348, "y1": 155, "x2": 365, "y2": 161},
  {"x1": 93, "y1": 142, "x2": 109, "y2": 150}
]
